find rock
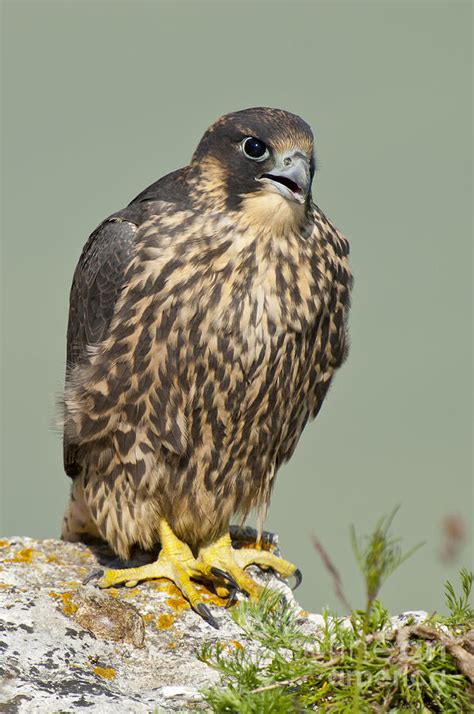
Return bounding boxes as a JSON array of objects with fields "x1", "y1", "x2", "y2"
[
  {"x1": 0, "y1": 536, "x2": 430, "y2": 712},
  {"x1": 71, "y1": 588, "x2": 146, "y2": 647},
  {"x1": 390, "y1": 610, "x2": 429, "y2": 628},
  {"x1": 0, "y1": 533, "x2": 298, "y2": 712}
]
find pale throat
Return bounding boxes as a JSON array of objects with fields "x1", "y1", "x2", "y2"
[{"x1": 239, "y1": 190, "x2": 307, "y2": 236}]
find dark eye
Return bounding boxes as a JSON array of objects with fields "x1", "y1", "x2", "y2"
[{"x1": 242, "y1": 137, "x2": 269, "y2": 161}]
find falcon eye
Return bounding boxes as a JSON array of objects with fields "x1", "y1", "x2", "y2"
[{"x1": 242, "y1": 137, "x2": 269, "y2": 161}]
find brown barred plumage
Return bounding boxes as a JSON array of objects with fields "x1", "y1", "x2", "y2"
[{"x1": 62, "y1": 107, "x2": 352, "y2": 595}]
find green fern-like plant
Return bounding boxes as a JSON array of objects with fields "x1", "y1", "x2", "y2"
[
  {"x1": 444, "y1": 568, "x2": 474, "y2": 630},
  {"x1": 350, "y1": 506, "x2": 423, "y2": 627}
]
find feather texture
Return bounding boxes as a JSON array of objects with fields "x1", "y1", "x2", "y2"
[{"x1": 62, "y1": 108, "x2": 352, "y2": 559}]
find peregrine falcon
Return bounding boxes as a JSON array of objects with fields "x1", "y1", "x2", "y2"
[{"x1": 62, "y1": 107, "x2": 352, "y2": 626}]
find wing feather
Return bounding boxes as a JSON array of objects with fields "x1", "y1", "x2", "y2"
[{"x1": 64, "y1": 217, "x2": 137, "y2": 476}]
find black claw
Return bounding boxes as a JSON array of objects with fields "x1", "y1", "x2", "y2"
[
  {"x1": 291, "y1": 568, "x2": 303, "y2": 591},
  {"x1": 210, "y1": 567, "x2": 241, "y2": 593},
  {"x1": 82, "y1": 569, "x2": 104, "y2": 586},
  {"x1": 195, "y1": 603, "x2": 220, "y2": 629},
  {"x1": 225, "y1": 587, "x2": 239, "y2": 608}
]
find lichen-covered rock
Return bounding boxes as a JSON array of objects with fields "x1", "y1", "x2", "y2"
[
  {"x1": 0, "y1": 536, "x2": 433, "y2": 712},
  {"x1": 70, "y1": 587, "x2": 146, "y2": 647},
  {"x1": 0, "y1": 534, "x2": 297, "y2": 712}
]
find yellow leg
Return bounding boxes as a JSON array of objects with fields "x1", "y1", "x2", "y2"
[
  {"x1": 198, "y1": 533, "x2": 301, "y2": 599},
  {"x1": 84, "y1": 520, "x2": 230, "y2": 628}
]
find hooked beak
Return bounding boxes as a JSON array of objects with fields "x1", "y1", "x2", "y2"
[{"x1": 257, "y1": 150, "x2": 311, "y2": 204}]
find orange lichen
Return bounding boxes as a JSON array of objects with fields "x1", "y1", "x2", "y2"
[
  {"x1": 142, "y1": 613, "x2": 155, "y2": 623},
  {"x1": 0, "y1": 540, "x2": 9, "y2": 548},
  {"x1": 221, "y1": 640, "x2": 245, "y2": 653},
  {"x1": 48, "y1": 590, "x2": 78, "y2": 615},
  {"x1": 193, "y1": 583, "x2": 228, "y2": 607},
  {"x1": 92, "y1": 666, "x2": 116, "y2": 680},
  {"x1": 46, "y1": 555, "x2": 60, "y2": 564},
  {"x1": 0, "y1": 582, "x2": 10, "y2": 589},
  {"x1": 153, "y1": 580, "x2": 182, "y2": 597},
  {"x1": 8, "y1": 548, "x2": 34, "y2": 563},
  {"x1": 61, "y1": 593, "x2": 78, "y2": 614},
  {"x1": 157, "y1": 613, "x2": 174, "y2": 629},
  {"x1": 166, "y1": 597, "x2": 191, "y2": 613},
  {"x1": 167, "y1": 641, "x2": 177, "y2": 649}
]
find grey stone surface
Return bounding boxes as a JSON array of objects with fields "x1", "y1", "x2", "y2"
[
  {"x1": 0, "y1": 536, "x2": 430, "y2": 712},
  {"x1": 0, "y1": 535, "x2": 298, "y2": 713}
]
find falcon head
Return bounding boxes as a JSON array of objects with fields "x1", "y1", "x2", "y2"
[{"x1": 192, "y1": 107, "x2": 315, "y2": 215}]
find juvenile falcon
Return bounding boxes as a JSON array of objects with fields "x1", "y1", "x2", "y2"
[{"x1": 62, "y1": 107, "x2": 352, "y2": 626}]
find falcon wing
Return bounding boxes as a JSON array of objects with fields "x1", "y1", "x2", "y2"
[{"x1": 64, "y1": 216, "x2": 137, "y2": 476}]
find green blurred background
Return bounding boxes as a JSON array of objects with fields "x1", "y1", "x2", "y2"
[{"x1": 1, "y1": 0, "x2": 472, "y2": 615}]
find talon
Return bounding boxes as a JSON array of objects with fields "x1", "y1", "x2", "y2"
[
  {"x1": 195, "y1": 603, "x2": 220, "y2": 629},
  {"x1": 81, "y1": 521, "x2": 297, "y2": 625},
  {"x1": 210, "y1": 567, "x2": 242, "y2": 593},
  {"x1": 199, "y1": 535, "x2": 263, "y2": 600},
  {"x1": 291, "y1": 568, "x2": 303, "y2": 591},
  {"x1": 83, "y1": 569, "x2": 104, "y2": 585},
  {"x1": 225, "y1": 587, "x2": 239, "y2": 608}
]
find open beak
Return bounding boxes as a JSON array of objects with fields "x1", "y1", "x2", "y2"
[{"x1": 257, "y1": 150, "x2": 311, "y2": 204}]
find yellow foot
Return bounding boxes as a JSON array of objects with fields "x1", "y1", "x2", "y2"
[
  {"x1": 83, "y1": 522, "x2": 301, "y2": 628},
  {"x1": 83, "y1": 520, "x2": 234, "y2": 629},
  {"x1": 198, "y1": 533, "x2": 301, "y2": 600}
]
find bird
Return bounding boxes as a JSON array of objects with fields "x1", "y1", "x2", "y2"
[{"x1": 62, "y1": 107, "x2": 352, "y2": 627}]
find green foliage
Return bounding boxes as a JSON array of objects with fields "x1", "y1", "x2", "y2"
[
  {"x1": 443, "y1": 568, "x2": 474, "y2": 629},
  {"x1": 350, "y1": 506, "x2": 423, "y2": 624},
  {"x1": 198, "y1": 512, "x2": 473, "y2": 713}
]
